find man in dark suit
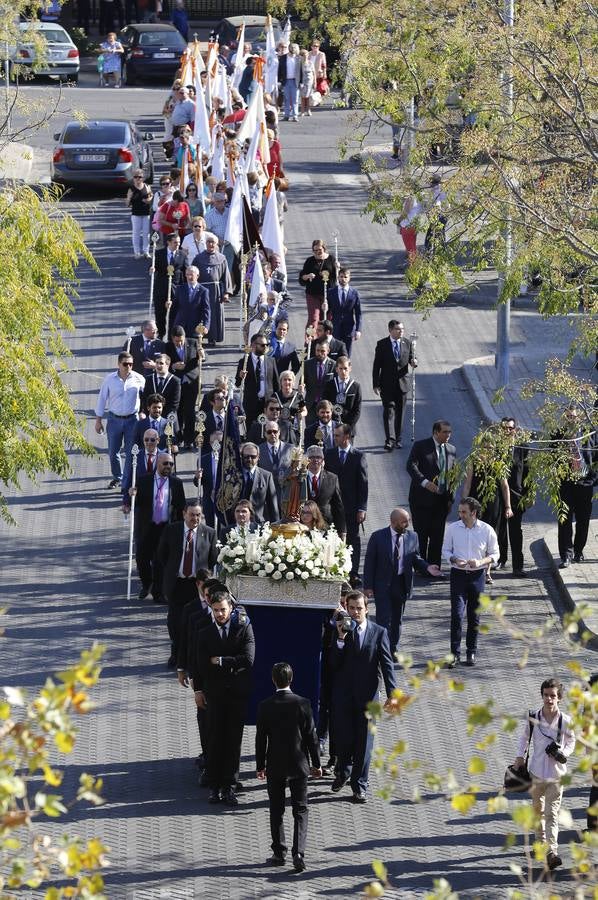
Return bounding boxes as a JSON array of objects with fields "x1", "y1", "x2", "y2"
[
  {"x1": 305, "y1": 445, "x2": 346, "y2": 536},
  {"x1": 158, "y1": 502, "x2": 218, "y2": 667},
  {"x1": 304, "y1": 400, "x2": 336, "y2": 451},
  {"x1": 406, "y1": 420, "x2": 456, "y2": 566},
  {"x1": 141, "y1": 354, "x2": 181, "y2": 420},
  {"x1": 233, "y1": 443, "x2": 279, "y2": 525},
  {"x1": 364, "y1": 507, "x2": 442, "y2": 655},
  {"x1": 132, "y1": 395, "x2": 168, "y2": 448},
  {"x1": 246, "y1": 397, "x2": 295, "y2": 445},
  {"x1": 312, "y1": 320, "x2": 348, "y2": 363},
  {"x1": 325, "y1": 424, "x2": 368, "y2": 585},
  {"x1": 122, "y1": 428, "x2": 165, "y2": 510},
  {"x1": 256, "y1": 662, "x2": 322, "y2": 872},
  {"x1": 125, "y1": 319, "x2": 166, "y2": 375},
  {"x1": 169, "y1": 266, "x2": 211, "y2": 337},
  {"x1": 194, "y1": 440, "x2": 221, "y2": 528},
  {"x1": 132, "y1": 454, "x2": 186, "y2": 603},
  {"x1": 372, "y1": 319, "x2": 417, "y2": 450},
  {"x1": 191, "y1": 589, "x2": 255, "y2": 806},
  {"x1": 165, "y1": 326, "x2": 201, "y2": 447},
  {"x1": 554, "y1": 407, "x2": 597, "y2": 568},
  {"x1": 302, "y1": 339, "x2": 335, "y2": 420},
  {"x1": 497, "y1": 416, "x2": 531, "y2": 575},
  {"x1": 235, "y1": 332, "x2": 279, "y2": 429},
  {"x1": 322, "y1": 356, "x2": 362, "y2": 435},
  {"x1": 258, "y1": 423, "x2": 294, "y2": 507},
  {"x1": 201, "y1": 388, "x2": 227, "y2": 450},
  {"x1": 326, "y1": 268, "x2": 362, "y2": 357},
  {"x1": 329, "y1": 591, "x2": 396, "y2": 802},
  {"x1": 269, "y1": 319, "x2": 300, "y2": 375},
  {"x1": 152, "y1": 232, "x2": 187, "y2": 339}
]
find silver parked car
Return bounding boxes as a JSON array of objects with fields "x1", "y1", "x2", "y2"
[
  {"x1": 11, "y1": 21, "x2": 80, "y2": 83},
  {"x1": 51, "y1": 120, "x2": 155, "y2": 189}
]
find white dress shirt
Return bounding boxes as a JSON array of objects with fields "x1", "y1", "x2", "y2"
[
  {"x1": 95, "y1": 370, "x2": 145, "y2": 417},
  {"x1": 441, "y1": 519, "x2": 499, "y2": 571},
  {"x1": 516, "y1": 708, "x2": 575, "y2": 781}
]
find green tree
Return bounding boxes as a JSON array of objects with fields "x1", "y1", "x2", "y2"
[{"x1": 0, "y1": 643, "x2": 107, "y2": 898}]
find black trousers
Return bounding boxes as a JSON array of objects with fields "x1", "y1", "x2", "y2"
[
  {"x1": 411, "y1": 500, "x2": 449, "y2": 567},
  {"x1": 135, "y1": 522, "x2": 167, "y2": 594},
  {"x1": 558, "y1": 481, "x2": 593, "y2": 560},
  {"x1": 179, "y1": 380, "x2": 199, "y2": 444},
  {"x1": 498, "y1": 507, "x2": 525, "y2": 570},
  {"x1": 346, "y1": 521, "x2": 361, "y2": 578},
  {"x1": 206, "y1": 694, "x2": 247, "y2": 789},
  {"x1": 267, "y1": 775, "x2": 308, "y2": 858},
  {"x1": 380, "y1": 388, "x2": 407, "y2": 442},
  {"x1": 449, "y1": 568, "x2": 485, "y2": 655},
  {"x1": 166, "y1": 578, "x2": 198, "y2": 658}
]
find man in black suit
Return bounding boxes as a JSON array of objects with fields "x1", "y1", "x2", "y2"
[
  {"x1": 326, "y1": 268, "x2": 362, "y2": 357},
  {"x1": 555, "y1": 407, "x2": 597, "y2": 568},
  {"x1": 304, "y1": 400, "x2": 336, "y2": 451},
  {"x1": 372, "y1": 319, "x2": 417, "y2": 450},
  {"x1": 322, "y1": 356, "x2": 362, "y2": 436},
  {"x1": 201, "y1": 388, "x2": 227, "y2": 451},
  {"x1": 246, "y1": 397, "x2": 295, "y2": 446},
  {"x1": 235, "y1": 332, "x2": 279, "y2": 429},
  {"x1": 329, "y1": 591, "x2": 396, "y2": 802},
  {"x1": 497, "y1": 416, "x2": 531, "y2": 575},
  {"x1": 191, "y1": 590, "x2": 255, "y2": 806},
  {"x1": 313, "y1": 320, "x2": 348, "y2": 362},
  {"x1": 122, "y1": 428, "x2": 165, "y2": 510},
  {"x1": 132, "y1": 454, "x2": 186, "y2": 602},
  {"x1": 158, "y1": 502, "x2": 218, "y2": 667},
  {"x1": 125, "y1": 319, "x2": 166, "y2": 375},
  {"x1": 406, "y1": 419, "x2": 456, "y2": 566},
  {"x1": 305, "y1": 445, "x2": 346, "y2": 536},
  {"x1": 256, "y1": 662, "x2": 321, "y2": 872},
  {"x1": 269, "y1": 319, "x2": 300, "y2": 375},
  {"x1": 165, "y1": 326, "x2": 201, "y2": 447},
  {"x1": 169, "y1": 266, "x2": 211, "y2": 338},
  {"x1": 325, "y1": 424, "x2": 368, "y2": 584},
  {"x1": 303, "y1": 339, "x2": 335, "y2": 420},
  {"x1": 133, "y1": 395, "x2": 168, "y2": 449},
  {"x1": 151, "y1": 232, "x2": 187, "y2": 339},
  {"x1": 194, "y1": 437, "x2": 222, "y2": 528},
  {"x1": 233, "y1": 443, "x2": 279, "y2": 525},
  {"x1": 141, "y1": 354, "x2": 181, "y2": 421}
]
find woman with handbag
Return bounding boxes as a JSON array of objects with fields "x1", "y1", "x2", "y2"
[
  {"x1": 512, "y1": 678, "x2": 575, "y2": 871},
  {"x1": 309, "y1": 39, "x2": 328, "y2": 97}
]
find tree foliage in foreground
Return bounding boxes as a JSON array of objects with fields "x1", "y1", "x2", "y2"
[
  {"x1": 0, "y1": 643, "x2": 107, "y2": 898},
  {"x1": 0, "y1": 184, "x2": 97, "y2": 522}
]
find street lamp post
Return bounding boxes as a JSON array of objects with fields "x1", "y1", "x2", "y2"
[{"x1": 496, "y1": 0, "x2": 514, "y2": 388}]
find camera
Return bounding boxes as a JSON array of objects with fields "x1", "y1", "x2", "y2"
[
  {"x1": 545, "y1": 741, "x2": 567, "y2": 764},
  {"x1": 335, "y1": 611, "x2": 354, "y2": 634}
]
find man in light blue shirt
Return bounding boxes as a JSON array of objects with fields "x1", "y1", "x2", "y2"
[{"x1": 95, "y1": 351, "x2": 146, "y2": 489}]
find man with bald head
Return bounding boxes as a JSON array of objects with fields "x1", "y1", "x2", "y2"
[{"x1": 363, "y1": 507, "x2": 443, "y2": 656}]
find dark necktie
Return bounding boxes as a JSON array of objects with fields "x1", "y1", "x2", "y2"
[
  {"x1": 219, "y1": 625, "x2": 228, "y2": 640},
  {"x1": 144, "y1": 340, "x2": 150, "y2": 354},
  {"x1": 438, "y1": 444, "x2": 447, "y2": 488},
  {"x1": 215, "y1": 414, "x2": 222, "y2": 430},
  {"x1": 255, "y1": 358, "x2": 262, "y2": 386},
  {"x1": 341, "y1": 289, "x2": 346, "y2": 305},
  {"x1": 243, "y1": 472, "x2": 253, "y2": 499},
  {"x1": 393, "y1": 535, "x2": 400, "y2": 573},
  {"x1": 274, "y1": 340, "x2": 282, "y2": 359},
  {"x1": 311, "y1": 475, "x2": 318, "y2": 497},
  {"x1": 339, "y1": 449, "x2": 346, "y2": 464},
  {"x1": 147, "y1": 453, "x2": 154, "y2": 473},
  {"x1": 394, "y1": 340, "x2": 400, "y2": 361},
  {"x1": 183, "y1": 528, "x2": 194, "y2": 577},
  {"x1": 178, "y1": 346, "x2": 184, "y2": 360},
  {"x1": 168, "y1": 252, "x2": 173, "y2": 265},
  {"x1": 271, "y1": 446, "x2": 279, "y2": 468},
  {"x1": 157, "y1": 378, "x2": 164, "y2": 393},
  {"x1": 355, "y1": 627, "x2": 361, "y2": 651},
  {"x1": 318, "y1": 362, "x2": 323, "y2": 382}
]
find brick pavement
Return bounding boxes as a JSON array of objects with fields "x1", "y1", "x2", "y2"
[{"x1": 1, "y1": 104, "x2": 596, "y2": 898}]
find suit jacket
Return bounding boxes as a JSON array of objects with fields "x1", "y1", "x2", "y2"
[
  {"x1": 304, "y1": 419, "x2": 336, "y2": 452},
  {"x1": 506, "y1": 446, "x2": 531, "y2": 511},
  {"x1": 164, "y1": 338, "x2": 200, "y2": 382},
  {"x1": 152, "y1": 247, "x2": 187, "y2": 303},
  {"x1": 324, "y1": 446, "x2": 368, "y2": 518},
  {"x1": 191, "y1": 618, "x2": 255, "y2": 698},
  {"x1": 303, "y1": 357, "x2": 335, "y2": 412},
  {"x1": 372, "y1": 336, "x2": 415, "y2": 396},
  {"x1": 407, "y1": 437, "x2": 456, "y2": 510},
  {"x1": 234, "y1": 354, "x2": 279, "y2": 423},
  {"x1": 269, "y1": 338, "x2": 300, "y2": 376},
  {"x1": 322, "y1": 377, "x2": 362, "y2": 431},
  {"x1": 200, "y1": 407, "x2": 226, "y2": 450},
  {"x1": 307, "y1": 470, "x2": 346, "y2": 534},
  {"x1": 141, "y1": 372, "x2": 181, "y2": 416},
  {"x1": 363, "y1": 527, "x2": 429, "y2": 600},
  {"x1": 238, "y1": 466, "x2": 279, "y2": 525},
  {"x1": 330, "y1": 619, "x2": 396, "y2": 710},
  {"x1": 305, "y1": 337, "x2": 348, "y2": 363},
  {"x1": 158, "y1": 521, "x2": 217, "y2": 601},
  {"x1": 195, "y1": 449, "x2": 219, "y2": 527},
  {"x1": 121, "y1": 446, "x2": 167, "y2": 499},
  {"x1": 246, "y1": 417, "x2": 295, "y2": 446},
  {"x1": 258, "y1": 440, "x2": 294, "y2": 502},
  {"x1": 134, "y1": 472, "x2": 186, "y2": 538},
  {"x1": 171, "y1": 282, "x2": 211, "y2": 336},
  {"x1": 133, "y1": 415, "x2": 169, "y2": 448},
  {"x1": 255, "y1": 690, "x2": 320, "y2": 779},
  {"x1": 126, "y1": 334, "x2": 167, "y2": 375},
  {"x1": 327, "y1": 286, "x2": 362, "y2": 344}
]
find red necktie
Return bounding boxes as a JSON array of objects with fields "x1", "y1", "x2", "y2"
[
  {"x1": 147, "y1": 453, "x2": 154, "y2": 473},
  {"x1": 311, "y1": 475, "x2": 318, "y2": 497},
  {"x1": 183, "y1": 528, "x2": 194, "y2": 577}
]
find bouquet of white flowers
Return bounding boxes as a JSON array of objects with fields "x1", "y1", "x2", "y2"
[{"x1": 217, "y1": 524, "x2": 351, "y2": 584}]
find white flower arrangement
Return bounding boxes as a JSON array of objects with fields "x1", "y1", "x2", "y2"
[{"x1": 217, "y1": 523, "x2": 351, "y2": 584}]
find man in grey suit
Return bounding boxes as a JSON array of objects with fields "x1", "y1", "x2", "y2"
[
  {"x1": 364, "y1": 507, "x2": 443, "y2": 656},
  {"x1": 237, "y1": 442, "x2": 279, "y2": 524},
  {"x1": 258, "y1": 423, "x2": 294, "y2": 506}
]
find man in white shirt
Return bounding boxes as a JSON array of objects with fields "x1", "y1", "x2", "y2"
[
  {"x1": 441, "y1": 496, "x2": 499, "y2": 667},
  {"x1": 513, "y1": 678, "x2": 575, "y2": 871},
  {"x1": 95, "y1": 351, "x2": 146, "y2": 490}
]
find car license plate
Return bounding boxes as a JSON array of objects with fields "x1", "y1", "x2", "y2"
[
  {"x1": 154, "y1": 52, "x2": 174, "y2": 58},
  {"x1": 77, "y1": 154, "x2": 107, "y2": 162}
]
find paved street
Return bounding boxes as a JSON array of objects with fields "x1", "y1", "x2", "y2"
[{"x1": 1, "y1": 81, "x2": 596, "y2": 898}]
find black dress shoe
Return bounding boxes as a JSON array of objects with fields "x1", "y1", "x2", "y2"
[
  {"x1": 351, "y1": 791, "x2": 367, "y2": 804},
  {"x1": 447, "y1": 654, "x2": 460, "y2": 669},
  {"x1": 167, "y1": 655, "x2": 176, "y2": 668},
  {"x1": 466, "y1": 651, "x2": 476, "y2": 667},
  {"x1": 208, "y1": 789, "x2": 221, "y2": 804},
  {"x1": 293, "y1": 854, "x2": 306, "y2": 872},
  {"x1": 559, "y1": 558, "x2": 571, "y2": 569},
  {"x1": 331, "y1": 776, "x2": 348, "y2": 793},
  {"x1": 546, "y1": 851, "x2": 562, "y2": 870},
  {"x1": 494, "y1": 561, "x2": 506, "y2": 570},
  {"x1": 267, "y1": 854, "x2": 286, "y2": 866},
  {"x1": 138, "y1": 586, "x2": 150, "y2": 600},
  {"x1": 513, "y1": 569, "x2": 528, "y2": 577},
  {"x1": 384, "y1": 439, "x2": 394, "y2": 452},
  {"x1": 395, "y1": 439, "x2": 403, "y2": 449},
  {"x1": 573, "y1": 553, "x2": 585, "y2": 563},
  {"x1": 221, "y1": 788, "x2": 238, "y2": 807}
]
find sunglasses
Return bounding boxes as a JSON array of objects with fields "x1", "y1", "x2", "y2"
[
  {"x1": 193, "y1": 224, "x2": 203, "y2": 228},
  {"x1": 188, "y1": 188, "x2": 197, "y2": 192},
  {"x1": 161, "y1": 181, "x2": 171, "y2": 186},
  {"x1": 121, "y1": 361, "x2": 133, "y2": 367},
  {"x1": 144, "y1": 437, "x2": 158, "y2": 442},
  {"x1": 133, "y1": 175, "x2": 143, "y2": 179},
  {"x1": 161, "y1": 461, "x2": 174, "y2": 466}
]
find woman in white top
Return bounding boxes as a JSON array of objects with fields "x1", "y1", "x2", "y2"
[
  {"x1": 182, "y1": 216, "x2": 207, "y2": 262},
  {"x1": 299, "y1": 49, "x2": 316, "y2": 117},
  {"x1": 398, "y1": 195, "x2": 423, "y2": 266}
]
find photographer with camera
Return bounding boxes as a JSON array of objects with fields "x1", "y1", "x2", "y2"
[{"x1": 513, "y1": 678, "x2": 575, "y2": 870}]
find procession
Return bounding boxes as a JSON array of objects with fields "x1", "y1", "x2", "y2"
[{"x1": 1, "y1": 3, "x2": 597, "y2": 896}]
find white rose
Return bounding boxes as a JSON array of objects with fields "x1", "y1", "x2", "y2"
[
  {"x1": 285, "y1": 572, "x2": 294, "y2": 580},
  {"x1": 258, "y1": 569, "x2": 267, "y2": 577},
  {"x1": 300, "y1": 571, "x2": 309, "y2": 580},
  {"x1": 278, "y1": 563, "x2": 286, "y2": 571},
  {"x1": 272, "y1": 571, "x2": 282, "y2": 580},
  {"x1": 253, "y1": 562, "x2": 261, "y2": 571},
  {"x1": 305, "y1": 560, "x2": 314, "y2": 570},
  {"x1": 265, "y1": 563, "x2": 274, "y2": 574},
  {"x1": 273, "y1": 556, "x2": 281, "y2": 564}
]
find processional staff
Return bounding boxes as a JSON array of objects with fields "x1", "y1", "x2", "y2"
[
  {"x1": 148, "y1": 231, "x2": 160, "y2": 319},
  {"x1": 125, "y1": 325, "x2": 136, "y2": 353},
  {"x1": 410, "y1": 330, "x2": 418, "y2": 442},
  {"x1": 164, "y1": 264, "x2": 174, "y2": 341},
  {"x1": 126, "y1": 444, "x2": 139, "y2": 603},
  {"x1": 165, "y1": 412, "x2": 177, "y2": 470},
  {"x1": 321, "y1": 270, "x2": 329, "y2": 321}
]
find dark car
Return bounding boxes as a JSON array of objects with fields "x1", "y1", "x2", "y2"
[
  {"x1": 117, "y1": 23, "x2": 187, "y2": 85},
  {"x1": 215, "y1": 15, "x2": 282, "y2": 53},
  {"x1": 51, "y1": 119, "x2": 154, "y2": 188}
]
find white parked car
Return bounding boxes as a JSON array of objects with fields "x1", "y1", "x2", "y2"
[{"x1": 11, "y1": 21, "x2": 79, "y2": 83}]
